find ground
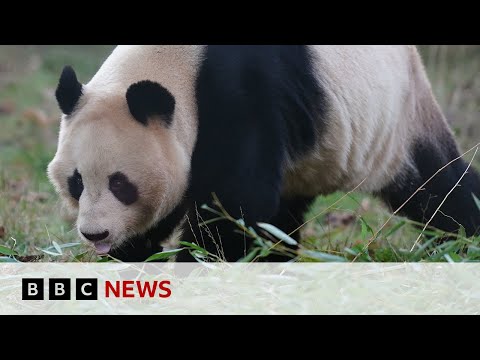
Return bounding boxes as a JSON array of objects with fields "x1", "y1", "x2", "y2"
[{"x1": 0, "y1": 45, "x2": 479, "y2": 262}]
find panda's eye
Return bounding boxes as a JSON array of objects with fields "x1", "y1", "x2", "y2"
[
  {"x1": 67, "y1": 169, "x2": 84, "y2": 201},
  {"x1": 108, "y1": 172, "x2": 138, "y2": 206},
  {"x1": 110, "y1": 179, "x2": 123, "y2": 191}
]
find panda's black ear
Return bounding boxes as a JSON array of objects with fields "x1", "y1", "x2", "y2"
[
  {"x1": 126, "y1": 80, "x2": 175, "y2": 126},
  {"x1": 55, "y1": 66, "x2": 83, "y2": 116}
]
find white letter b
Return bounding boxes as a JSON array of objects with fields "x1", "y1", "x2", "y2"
[
  {"x1": 28, "y1": 283, "x2": 38, "y2": 296},
  {"x1": 55, "y1": 283, "x2": 65, "y2": 296}
]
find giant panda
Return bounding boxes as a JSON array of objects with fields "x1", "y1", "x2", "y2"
[{"x1": 47, "y1": 45, "x2": 480, "y2": 262}]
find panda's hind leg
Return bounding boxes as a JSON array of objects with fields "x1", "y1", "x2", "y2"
[{"x1": 380, "y1": 136, "x2": 480, "y2": 237}]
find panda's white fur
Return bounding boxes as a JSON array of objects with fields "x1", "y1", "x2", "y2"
[
  {"x1": 285, "y1": 45, "x2": 449, "y2": 195},
  {"x1": 48, "y1": 45, "x2": 479, "y2": 261}
]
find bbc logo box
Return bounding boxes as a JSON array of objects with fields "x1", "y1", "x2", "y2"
[
  {"x1": 22, "y1": 278, "x2": 98, "y2": 300},
  {"x1": 22, "y1": 279, "x2": 44, "y2": 300},
  {"x1": 49, "y1": 279, "x2": 71, "y2": 300}
]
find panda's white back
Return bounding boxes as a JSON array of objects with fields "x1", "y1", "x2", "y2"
[{"x1": 284, "y1": 45, "x2": 446, "y2": 196}]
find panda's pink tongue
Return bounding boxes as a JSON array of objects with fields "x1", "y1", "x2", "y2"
[{"x1": 94, "y1": 243, "x2": 112, "y2": 254}]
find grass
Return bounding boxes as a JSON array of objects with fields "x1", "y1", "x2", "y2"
[{"x1": 0, "y1": 45, "x2": 479, "y2": 263}]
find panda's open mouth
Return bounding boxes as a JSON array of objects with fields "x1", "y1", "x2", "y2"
[{"x1": 93, "y1": 242, "x2": 112, "y2": 255}]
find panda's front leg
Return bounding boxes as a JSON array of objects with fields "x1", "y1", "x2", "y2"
[
  {"x1": 109, "y1": 237, "x2": 163, "y2": 262},
  {"x1": 176, "y1": 205, "x2": 250, "y2": 262},
  {"x1": 175, "y1": 196, "x2": 314, "y2": 262}
]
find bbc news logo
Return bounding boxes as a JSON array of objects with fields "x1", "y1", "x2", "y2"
[
  {"x1": 22, "y1": 278, "x2": 171, "y2": 300},
  {"x1": 22, "y1": 278, "x2": 98, "y2": 300}
]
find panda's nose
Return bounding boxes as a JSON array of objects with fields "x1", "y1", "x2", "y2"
[{"x1": 81, "y1": 230, "x2": 110, "y2": 242}]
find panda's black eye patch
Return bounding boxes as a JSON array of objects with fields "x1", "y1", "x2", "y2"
[
  {"x1": 67, "y1": 169, "x2": 83, "y2": 201},
  {"x1": 109, "y1": 172, "x2": 138, "y2": 206}
]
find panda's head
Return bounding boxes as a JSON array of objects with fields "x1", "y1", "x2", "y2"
[{"x1": 47, "y1": 66, "x2": 190, "y2": 255}]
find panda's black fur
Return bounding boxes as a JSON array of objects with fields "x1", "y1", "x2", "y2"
[
  {"x1": 185, "y1": 46, "x2": 326, "y2": 261},
  {"x1": 380, "y1": 138, "x2": 480, "y2": 237},
  {"x1": 126, "y1": 80, "x2": 176, "y2": 126},
  {"x1": 55, "y1": 66, "x2": 83, "y2": 116},
  {"x1": 56, "y1": 45, "x2": 480, "y2": 262}
]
